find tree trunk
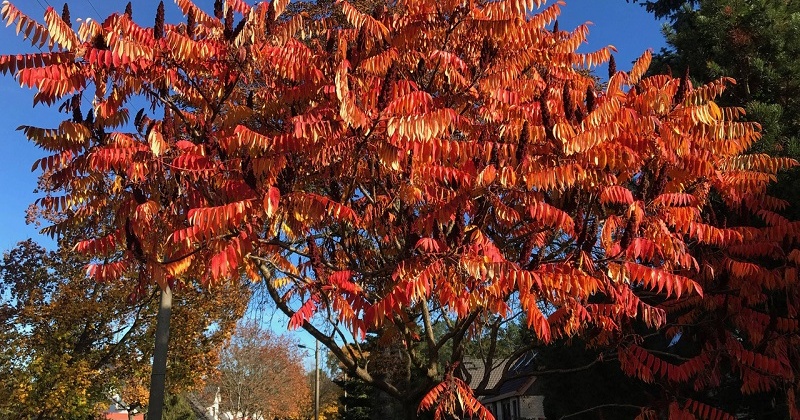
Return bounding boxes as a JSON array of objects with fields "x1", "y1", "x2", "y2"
[
  {"x1": 147, "y1": 287, "x2": 173, "y2": 420},
  {"x1": 404, "y1": 402, "x2": 419, "y2": 420}
]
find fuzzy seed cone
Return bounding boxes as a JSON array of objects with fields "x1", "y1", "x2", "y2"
[
  {"x1": 489, "y1": 143, "x2": 499, "y2": 166},
  {"x1": 540, "y1": 93, "x2": 551, "y2": 129},
  {"x1": 232, "y1": 18, "x2": 246, "y2": 41},
  {"x1": 134, "y1": 109, "x2": 144, "y2": 131},
  {"x1": 562, "y1": 84, "x2": 573, "y2": 121},
  {"x1": 377, "y1": 64, "x2": 396, "y2": 111},
  {"x1": 71, "y1": 96, "x2": 82, "y2": 123},
  {"x1": 86, "y1": 109, "x2": 95, "y2": 127},
  {"x1": 575, "y1": 107, "x2": 584, "y2": 124},
  {"x1": 246, "y1": 90, "x2": 255, "y2": 109},
  {"x1": 480, "y1": 37, "x2": 496, "y2": 69},
  {"x1": 154, "y1": 1, "x2": 165, "y2": 40},
  {"x1": 674, "y1": 66, "x2": 690, "y2": 105},
  {"x1": 372, "y1": 5, "x2": 385, "y2": 21},
  {"x1": 329, "y1": 180, "x2": 342, "y2": 203},
  {"x1": 585, "y1": 85, "x2": 596, "y2": 113},
  {"x1": 241, "y1": 156, "x2": 258, "y2": 191},
  {"x1": 516, "y1": 121, "x2": 530, "y2": 163},
  {"x1": 163, "y1": 109, "x2": 174, "y2": 139},
  {"x1": 187, "y1": 8, "x2": 196, "y2": 38},
  {"x1": 61, "y1": 4, "x2": 71, "y2": 28},
  {"x1": 224, "y1": 9, "x2": 234, "y2": 39},
  {"x1": 92, "y1": 33, "x2": 107, "y2": 50},
  {"x1": 214, "y1": 0, "x2": 224, "y2": 19},
  {"x1": 325, "y1": 33, "x2": 337, "y2": 55},
  {"x1": 608, "y1": 54, "x2": 617, "y2": 79},
  {"x1": 276, "y1": 165, "x2": 296, "y2": 195},
  {"x1": 416, "y1": 58, "x2": 426, "y2": 76}
]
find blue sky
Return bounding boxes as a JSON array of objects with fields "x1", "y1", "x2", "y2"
[{"x1": 0, "y1": 0, "x2": 666, "y2": 365}]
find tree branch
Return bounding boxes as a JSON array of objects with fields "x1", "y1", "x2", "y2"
[
  {"x1": 92, "y1": 289, "x2": 158, "y2": 370},
  {"x1": 559, "y1": 404, "x2": 643, "y2": 420},
  {"x1": 253, "y1": 259, "x2": 403, "y2": 400},
  {"x1": 420, "y1": 299, "x2": 439, "y2": 361}
]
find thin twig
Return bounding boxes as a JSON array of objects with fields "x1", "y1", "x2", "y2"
[{"x1": 559, "y1": 404, "x2": 643, "y2": 420}]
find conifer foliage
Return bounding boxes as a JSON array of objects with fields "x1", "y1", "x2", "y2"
[{"x1": 1, "y1": 0, "x2": 798, "y2": 417}]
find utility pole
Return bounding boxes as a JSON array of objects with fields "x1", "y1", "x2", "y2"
[
  {"x1": 147, "y1": 286, "x2": 172, "y2": 420},
  {"x1": 315, "y1": 339, "x2": 320, "y2": 420},
  {"x1": 343, "y1": 372, "x2": 348, "y2": 412},
  {"x1": 299, "y1": 341, "x2": 320, "y2": 420}
]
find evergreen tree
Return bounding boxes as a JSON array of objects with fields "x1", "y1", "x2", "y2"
[
  {"x1": 162, "y1": 393, "x2": 198, "y2": 420},
  {"x1": 336, "y1": 376, "x2": 372, "y2": 420}
]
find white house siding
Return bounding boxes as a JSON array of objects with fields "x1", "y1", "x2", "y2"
[{"x1": 520, "y1": 395, "x2": 545, "y2": 419}]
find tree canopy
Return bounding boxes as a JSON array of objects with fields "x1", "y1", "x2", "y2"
[
  {"x1": 0, "y1": 239, "x2": 247, "y2": 418},
  {"x1": 207, "y1": 321, "x2": 311, "y2": 420},
  {"x1": 628, "y1": 0, "x2": 699, "y2": 19},
  {"x1": 1, "y1": 0, "x2": 799, "y2": 418}
]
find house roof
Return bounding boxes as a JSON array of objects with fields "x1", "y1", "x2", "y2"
[
  {"x1": 460, "y1": 351, "x2": 540, "y2": 403},
  {"x1": 459, "y1": 357, "x2": 515, "y2": 391},
  {"x1": 186, "y1": 394, "x2": 214, "y2": 420}
]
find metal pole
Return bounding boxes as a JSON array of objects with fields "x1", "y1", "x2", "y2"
[{"x1": 314, "y1": 339, "x2": 320, "y2": 420}]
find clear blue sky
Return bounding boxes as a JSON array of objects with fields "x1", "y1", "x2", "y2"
[{"x1": 0, "y1": 0, "x2": 666, "y2": 365}]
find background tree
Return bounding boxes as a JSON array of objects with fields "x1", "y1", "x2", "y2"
[
  {"x1": 209, "y1": 322, "x2": 311, "y2": 420},
  {"x1": 337, "y1": 374, "x2": 373, "y2": 420},
  {"x1": 163, "y1": 393, "x2": 201, "y2": 420},
  {"x1": 0, "y1": 240, "x2": 248, "y2": 418},
  {"x1": 628, "y1": 0, "x2": 698, "y2": 19},
  {"x1": 1, "y1": 1, "x2": 798, "y2": 418}
]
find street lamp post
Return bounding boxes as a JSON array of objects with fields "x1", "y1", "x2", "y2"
[{"x1": 298, "y1": 341, "x2": 320, "y2": 420}]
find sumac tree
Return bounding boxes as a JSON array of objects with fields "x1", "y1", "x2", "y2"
[{"x1": 2, "y1": 0, "x2": 799, "y2": 418}]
